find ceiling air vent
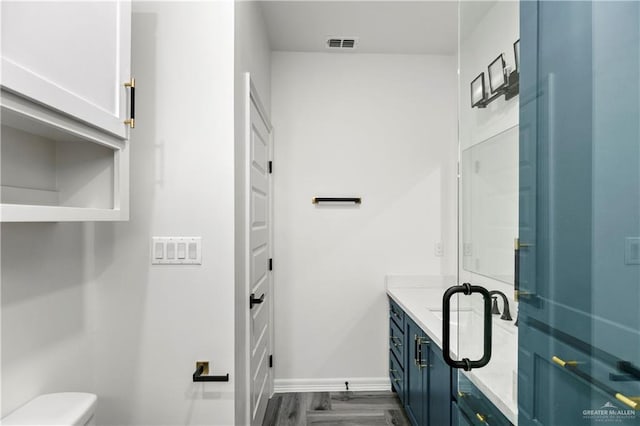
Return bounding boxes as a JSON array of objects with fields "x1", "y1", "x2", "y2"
[{"x1": 326, "y1": 37, "x2": 358, "y2": 50}]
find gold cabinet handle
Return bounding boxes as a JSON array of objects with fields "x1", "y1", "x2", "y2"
[
  {"x1": 551, "y1": 356, "x2": 579, "y2": 367},
  {"x1": 615, "y1": 394, "x2": 640, "y2": 410},
  {"x1": 515, "y1": 238, "x2": 533, "y2": 249},
  {"x1": 552, "y1": 355, "x2": 640, "y2": 411},
  {"x1": 124, "y1": 77, "x2": 136, "y2": 128},
  {"x1": 476, "y1": 413, "x2": 488, "y2": 423}
]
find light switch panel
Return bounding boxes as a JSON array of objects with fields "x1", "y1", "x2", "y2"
[{"x1": 152, "y1": 237, "x2": 202, "y2": 265}]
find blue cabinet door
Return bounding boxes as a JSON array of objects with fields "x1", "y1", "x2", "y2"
[
  {"x1": 428, "y1": 343, "x2": 451, "y2": 426},
  {"x1": 405, "y1": 317, "x2": 428, "y2": 426},
  {"x1": 452, "y1": 401, "x2": 473, "y2": 426},
  {"x1": 389, "y1": 298, "x2": 406, "y2": 403},
  {"x1": 519, "y1": 1, "x2": 640, "y2": 424}
]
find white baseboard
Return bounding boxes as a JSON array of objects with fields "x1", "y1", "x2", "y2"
[{"x1": 273, "y1": 377, "x2": 391, "y2": 393}]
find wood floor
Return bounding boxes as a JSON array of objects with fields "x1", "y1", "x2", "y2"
[{"x1": 262, "y1": 391, "x2": 411, "y2": 426}]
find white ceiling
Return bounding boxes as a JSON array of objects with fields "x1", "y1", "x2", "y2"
[{"x1": 259, "y1": 1, "x2": 459, "y2": 55}]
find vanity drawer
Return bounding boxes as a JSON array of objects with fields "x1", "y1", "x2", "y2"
[
  {"x1": 389, "y1": 318, "x2": 405, "y2": 368},
  {"x1": 389, "y1": 347, "x2": 405, "y2": 402},
  {"x1": 452, "y1": 400, "x2": 474, "y2": 426},
  {"x1": 457, "y1": 373, "x2": 512, "y2": 425},
  {"x1": 389, "y1": 297, "x2": 405, "y2": 330}
]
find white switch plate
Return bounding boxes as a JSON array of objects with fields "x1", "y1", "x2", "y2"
[{"x1": 151, "y1": 237, "x2": 202, "y2": 265}]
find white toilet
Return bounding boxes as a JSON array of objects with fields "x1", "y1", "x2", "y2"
[{"x1": 1, "y1": 393, "x2": 97, "y2": 426}]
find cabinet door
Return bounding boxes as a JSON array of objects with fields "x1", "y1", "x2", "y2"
[
  {"x1": 452, "y1": 401, "x2": 473, "y2": 426},
  {"x1": 1, "y1": 1, "x2": 131, "y2": 139},
  {"x1": 428, "y1": 344, "x2": 451, "y2": 426},
  {"x1": 405, "y1": 318, "x2": 428, "y2": 426}
]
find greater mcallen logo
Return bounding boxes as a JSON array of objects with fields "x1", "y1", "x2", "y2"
[{"x1": 583, "y1": 401, "x2": 637, "y2": 422}]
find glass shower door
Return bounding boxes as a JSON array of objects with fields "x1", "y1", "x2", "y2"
[
  {"x1": 518, "y1": 1, "x2": 640, "y2": 424},
  {"x1": 447, "y1": 3, "x2": 521, "y2": 425}
]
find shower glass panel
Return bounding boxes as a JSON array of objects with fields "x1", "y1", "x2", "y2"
[
  {"x1": 452, "y1": 3, "x2": 519, "y2": 424},
  {"x1": 518, "y1": 1, "x2": 640, "y2": 424}
]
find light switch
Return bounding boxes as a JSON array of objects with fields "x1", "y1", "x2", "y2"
[
  {"x1": 152, "y1": 237, "x2": 201, "y2": 265},
  {"x1": 177, "y1": 243, "x2": 186, "y2": 259},
  {"x1": 166, "y1": 243, "x2": 176, "y2": 259},
  {"x1": 154, "y1": 242, "x2": 164, "y2": 259},
  {"x1": 188, "y1": 242, "x2": 197, "y2": 260}
]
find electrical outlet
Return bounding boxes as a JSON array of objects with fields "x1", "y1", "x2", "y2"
[{"x1": 435, "y1": 242, "x2": 444, "y2": 257}]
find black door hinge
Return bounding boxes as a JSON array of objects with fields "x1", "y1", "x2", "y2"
[
  {"x1": 269, "y1": 355, "x2": 273, "y2": 368},
  {"x1": 268, "y1": 161, "x2": 273, "y2": 174},
  {"x1": 269, "y1": 258, "x2": 273, "y2": 271}
]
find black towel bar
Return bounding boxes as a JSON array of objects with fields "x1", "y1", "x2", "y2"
[{"x1": 312, "y1": 197, "x2": 361, "y2": 204}]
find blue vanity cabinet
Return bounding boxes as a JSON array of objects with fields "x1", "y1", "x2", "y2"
[
  {"x1": 389, "y1": 298, "x2": 406, "y2": 403},
  {"x1": 405, "y1": 316, "x2": 429, "y2": 426},
  {"x1": 387, "y1": 299, "x2": 455, "y2": 426},
  {"x1": 452, "y1": 401, "x2": 473, "y2": 426},
  {"x1": 428, "y1": 342, "x2": 451, "y2": 426},
  {"x1": 404, "y1": 315, "x2": 452, "y2": 426},
  {"x1": 455, "y1": 373, "x2": 512, "y2": 426}
]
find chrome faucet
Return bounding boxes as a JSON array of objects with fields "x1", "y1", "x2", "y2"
[{"x1": 489, "y1": 290, "x2": 513, "y2": 321}]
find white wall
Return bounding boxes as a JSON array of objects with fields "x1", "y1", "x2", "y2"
[
  {"x1": 1, "y1": 223, "x2": 96, "y2": 417},
  {"x1": 2, "y1": 2, "x2": 237, "y2": 424},
  {"x1": 234, "y1": 1, "x2": 271, "y2": 424},
  {"x1": 458, "y1": 1, "x2": 520, "y2": 302},
  {"x1": 271, "y1": 52, "x2": 457, "y2": 389},
  {"x1": 459, "y1": 1, "x2": 519, "y2": 151},
  {"x1": 91, "y1": 2, "x2": 235, "y2": 424}
]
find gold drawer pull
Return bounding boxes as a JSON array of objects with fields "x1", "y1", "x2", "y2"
[
  {"x1": 551, "y1": 356, "x2": 578, "y2": 367},
  {"x1": 552, "y1": 355, "x2": 640, "y2": 411},
  {"x1": 476, "y1": 413, "x2": 488, "y2": 423},
  {"x1": 514, "y1": 238, "x2": 533, "y2": 249},
  {"x1": 616, "y1": 394, "x2": 640, "y2": 410}
]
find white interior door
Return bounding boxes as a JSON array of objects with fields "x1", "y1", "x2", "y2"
[{"x1": 247, "y1": 76, "x2": 273, "y2": 426}]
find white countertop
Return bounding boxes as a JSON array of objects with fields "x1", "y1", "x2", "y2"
[{"x1": 386, "y1": 277, "x2": 518, "y2": 425}]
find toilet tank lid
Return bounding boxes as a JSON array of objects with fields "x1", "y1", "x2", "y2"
[{"x1": 2, "y1": 393, "x2": 97, "y2": 425}]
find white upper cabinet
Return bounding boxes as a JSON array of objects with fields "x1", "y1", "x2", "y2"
[
  {"x1": 1, "y1": 1, "x2": 132, "y2": 139},
  {"x1": 0, "y1": 1, "x2": 132, "y2": 222}
]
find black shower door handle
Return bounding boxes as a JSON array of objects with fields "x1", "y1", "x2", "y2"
[{"x1": 442, "y1": 283, "x2": 492, "y2": 371}]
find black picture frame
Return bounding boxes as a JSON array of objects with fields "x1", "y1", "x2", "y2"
[
  {"x1": 514, "y1": 39, "x2": 520, "y2": 72},
  {"x1": 488, "y1": 54, "x2": 507, "y2": 94},
  {"x1": 471, "y1": 73, "x2": 486, "y2": 108}
]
